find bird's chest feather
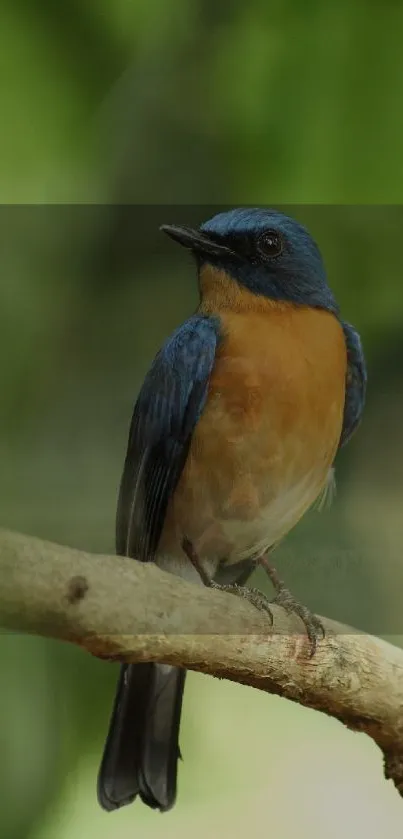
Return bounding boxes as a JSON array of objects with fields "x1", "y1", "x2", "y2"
[{"x1": 162, "y1": 304, "x2": 347, "y2": 561}]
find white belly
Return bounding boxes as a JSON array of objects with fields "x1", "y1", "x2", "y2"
[{"x1": 156, "y1": 468, "x2": 335, "y2": 583}]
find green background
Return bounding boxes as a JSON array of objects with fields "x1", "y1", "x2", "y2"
[{"x1": 1, "y1": 2, "x2": 403, "y2": 838}]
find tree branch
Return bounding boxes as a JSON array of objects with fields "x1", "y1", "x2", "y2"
[{"x1": 1, "y1": 528, "x2": 403, "y2": 797}]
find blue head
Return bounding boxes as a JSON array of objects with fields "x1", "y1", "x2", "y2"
[{"x1": 161, "y1": 208, "x2": 338, "y2": 314}]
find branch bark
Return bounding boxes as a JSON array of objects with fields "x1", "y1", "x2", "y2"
[{"x1": 1, "y1": 528, "x2": 403, "y2": 797}]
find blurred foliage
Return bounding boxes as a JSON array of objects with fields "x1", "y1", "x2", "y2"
[{"x1": 1, "y1": 1, "x2": 403, "y2": 838}]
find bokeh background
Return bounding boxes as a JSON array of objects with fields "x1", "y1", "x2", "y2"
[{"x1": 1, "y1": 2, "x2": 403, "y2": 838}]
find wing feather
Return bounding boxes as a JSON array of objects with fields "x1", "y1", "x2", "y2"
[
  {"x1": 339, "y1": 320, "x2": 367, "y2": 449},
  {"x1": 116, "y1": 315, "x2": 220, "y2": 561}
]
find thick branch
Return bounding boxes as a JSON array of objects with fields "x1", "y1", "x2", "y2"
[{"x1": 1, "y1": 528, "x2": 403, "y2": 796}]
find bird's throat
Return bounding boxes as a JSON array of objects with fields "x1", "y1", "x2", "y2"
[{"x1": 198, "y1": 264, "x2": 291, "y2": 315}]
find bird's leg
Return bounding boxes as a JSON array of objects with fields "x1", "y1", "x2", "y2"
[
  {"x1": 182, "y1": 538, "x2": 214, "y2": 587},
  {"x1": 258, "y1": 553, "x2": 325, "y2": 656},
  {"x1": 182, "y1": 540, "x2": 324, "y2": 656},
  {"x1": 181, "y1": 538, "x2": 275, "y2": 623}
]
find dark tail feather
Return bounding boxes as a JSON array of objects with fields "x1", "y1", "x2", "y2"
[
  {"x1": 97, "y1": 663, "x2": 185, "y2": 812},
  {"x1": 97, "y1": 663, "x2": 152, "y2": 810},
  {"x1": 138, "y1": 664, "x2": 186, "y2": 810}
]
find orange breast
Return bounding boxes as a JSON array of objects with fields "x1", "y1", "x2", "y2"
[{"x1": 159, "y1": 278, "x2": 347, "y2": 564}]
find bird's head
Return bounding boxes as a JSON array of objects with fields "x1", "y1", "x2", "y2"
[{"x1": 161, "y1": 208, "x2": 338, "y2": 314}]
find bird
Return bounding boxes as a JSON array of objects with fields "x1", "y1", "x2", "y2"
[{"x1": 97, "y1": 207, "x2": 366, "y2": 815}]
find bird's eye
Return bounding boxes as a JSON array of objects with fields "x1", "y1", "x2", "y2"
[{"x1": 257, "y1": 229, "x2": 284, "y2": 259}]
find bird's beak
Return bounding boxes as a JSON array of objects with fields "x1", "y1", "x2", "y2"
[{"x1": 160, "y1": 224, "x2": 236, "y2": 259}]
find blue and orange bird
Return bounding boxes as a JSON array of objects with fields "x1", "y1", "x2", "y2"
[{"x1": 97, "y1": 208, "x2": 366, "y2": 813}]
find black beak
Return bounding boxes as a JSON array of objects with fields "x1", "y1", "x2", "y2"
[{"x1": 160, "y1": 224, "x2": 237, "y2": 259}]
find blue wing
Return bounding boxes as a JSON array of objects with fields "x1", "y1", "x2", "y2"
[
  {"x1": 116, "y1": 315, "x2": 221, "y2": 561},
  {"x1": 339, "y1": 320, "x2": 367, "y2": 449}
]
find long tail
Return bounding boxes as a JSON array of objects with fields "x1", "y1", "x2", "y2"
[{"x1": 97, "y1": 663, "x2": 186, "y2": 812}]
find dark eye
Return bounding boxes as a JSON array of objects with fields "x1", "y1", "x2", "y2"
[{"x1": 257, "y1": 229, "x2": 284, "y2": 258}]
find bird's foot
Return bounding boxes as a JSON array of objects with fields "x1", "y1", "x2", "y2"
[
  {"x1": 259, "y1": 554, "x2": 325, "y2": 657},
  {"x1": 210, "y1": 581, "x2": 274, "y2": 625},
  {"x1": 182, "y1": 538, "x2": 323, "y2": 656},
  {"x1": 182, "y1": 538, "x2": 274, "y2": 621},
  {"x1": 271, "y1": 586, "x2": 324, "y2": 656}
]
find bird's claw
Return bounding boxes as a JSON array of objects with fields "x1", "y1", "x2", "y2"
[
  {"x1": 258, "y1": 554, "x2": 325, "y2": 656},
  {"x1": 210, "y1": 581, "x2": 275, "y2": 625},
  {"x1": 271, "y1": 584, "x2": 325, "y2": 657},
  {"x1": 183, "y1": 541, "x2": 323, "y2": 656},
  {"x1": 211, "y1": 580, "x2": 324, "y2": 657}
]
